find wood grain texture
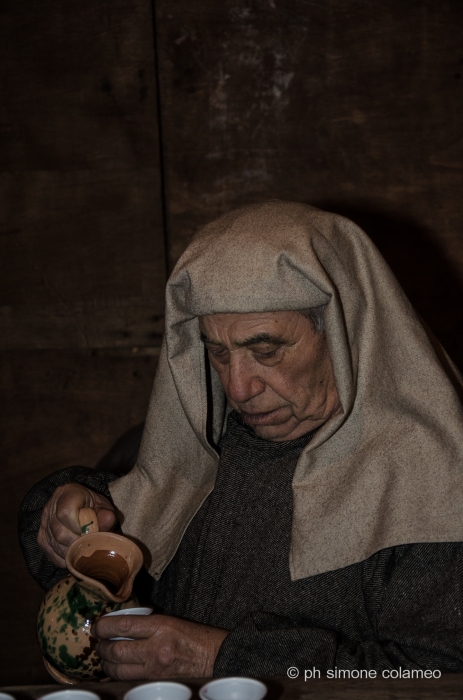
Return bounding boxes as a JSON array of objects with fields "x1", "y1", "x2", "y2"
[
  {"x1": 0, "y1": 169, "x2": 165, "y2": 349},
  {"x1": 155, "y1": 0, "x2": 463, "y2": 364},
  {"x1": 0, "y1": 0, "x2": 159, "y2": 172},
  {"x1": 0, "y1": 0, "x2": 164, "y2": 684},
  {"x1": 0, "y1": 0, "x2": 166, "y2": 350}
]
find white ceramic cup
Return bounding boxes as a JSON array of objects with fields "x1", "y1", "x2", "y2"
[
  {"x1": 102, "y1": 606, "x2": 153, "y2": 640},
  {"x1": 124, "y1": 682, "x2": 192, "y2": 700},
  {"x1": 0, "y1": 693, "x2": 16, "y2": 700},
  {"x1": 39, "y1": 691, "x2": 100, "y2": 700},
  {"x1": 199, "y1": 678, "x2": 267, "y2": 700}
]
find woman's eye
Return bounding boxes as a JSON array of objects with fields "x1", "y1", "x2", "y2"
[
  {"x1": 208, "y1": 346, "x2": 227, "y2": 358},
  {"x1": 254, "y1": 348, "x2": 278, "y2": 359}
]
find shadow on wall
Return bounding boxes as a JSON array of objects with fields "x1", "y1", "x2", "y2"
[
  {"x1": 97, "y1": 422, "x2": 145, "y2": 475},
  {"x1": 315, "y1": 203, "x2": 463, "y2": 373}
]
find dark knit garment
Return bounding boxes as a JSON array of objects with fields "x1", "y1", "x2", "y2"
[{"x1": 19, "y1": 411, "x2": 463, "y2": 676}]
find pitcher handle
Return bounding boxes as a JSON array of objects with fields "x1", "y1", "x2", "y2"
[{"x1": 78, "y1": 507, "x2": 99, "y2": 535}]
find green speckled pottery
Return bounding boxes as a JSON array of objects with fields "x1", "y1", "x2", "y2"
[{"x1": 37, "y1": 531, "x2": 144, "y2": 684}]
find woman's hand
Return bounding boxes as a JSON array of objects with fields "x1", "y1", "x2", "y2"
[
  {"x1": 93, "y1": 614, "x2": 229, "y2": 680},
  {"x1": 37, "y1": 483, "x2": 117, "y2": 567}
]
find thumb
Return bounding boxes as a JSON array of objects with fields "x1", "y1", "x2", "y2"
[
  {"x1": 89, "y1": 492, "x2": 118, "y2": 532},
  {"x1": 95, "y1": 506, "x2": 117, "y2": 532}
]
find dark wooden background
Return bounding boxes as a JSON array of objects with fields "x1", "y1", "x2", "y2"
[{"x1": 1, "y1": 0, "x2": 463, "y2": 686}]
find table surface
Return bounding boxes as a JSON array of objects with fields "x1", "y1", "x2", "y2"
[{"x1": 2, "y1": 675, "x2": 463, "y2": 700}]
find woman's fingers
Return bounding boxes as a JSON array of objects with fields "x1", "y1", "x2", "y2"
[{"x1": 37, "y1": 483, "x2": 117, "y2": 566}]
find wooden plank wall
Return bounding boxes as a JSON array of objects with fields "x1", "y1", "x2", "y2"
[
  {"x1": 0, "y1": 0, "x2": 164, "y2": 684},
  {"x1": 156, "y1": 0, "x2": 463, "y2": 364},
  {"x1": 1, "y1": 0, "x2": 463, "y2": 686}
]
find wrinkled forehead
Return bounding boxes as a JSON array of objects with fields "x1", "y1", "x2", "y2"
[{"x1": 199, "y1": 314, "x2": 325, "y2": 359}]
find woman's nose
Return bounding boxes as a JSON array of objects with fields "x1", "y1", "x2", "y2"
[{"x1": 225, "y1": 355, "x2": 265, "y2": 404}]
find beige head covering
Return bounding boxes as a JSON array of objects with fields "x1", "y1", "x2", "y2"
[{"x1": 110, "y1": 200, "x2": 463, "y2": 580}]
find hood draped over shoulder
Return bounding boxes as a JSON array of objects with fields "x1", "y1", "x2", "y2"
[{"x1": 109, "y1": 200, "x2": 463, "y2": 580}]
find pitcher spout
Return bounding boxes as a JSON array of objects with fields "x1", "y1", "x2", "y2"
[{"x1": 66, "y1": 532, "x2": 144, "y2": 602}]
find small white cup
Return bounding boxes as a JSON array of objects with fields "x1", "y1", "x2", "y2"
[
  {"x1": 0, "y1": 694, "x2": 16, "y2": 700},
  {"x1": 199, "y1": 678, "x2": 267, "y2": 700},
  {"x1": 124, "y1": 682, "x2": 192, "y2": 700},
  {"x1": 39, "y1": 692, "x2": 100, "y2": 700},
  {"x1": 104, "y1": 606, "x2": 153, "y2": 617},
  {"x1": 102, "y1": 606, "x2": 153, "y2": 640}
]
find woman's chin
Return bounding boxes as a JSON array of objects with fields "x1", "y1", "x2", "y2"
[{"x1": 252, "y1": 419, "x2": 298, "y2": 441}]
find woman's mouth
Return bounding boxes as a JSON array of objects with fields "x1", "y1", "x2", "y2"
[{"x1": 240, "y1": 407, "x2": 283, "y2": 425}]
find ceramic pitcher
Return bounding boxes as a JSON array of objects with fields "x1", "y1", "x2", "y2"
[{"x1": 37, "y1": 507, "x2": 144, "y2": 684}]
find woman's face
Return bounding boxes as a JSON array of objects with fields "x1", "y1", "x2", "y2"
[{"x1": 199, "y1": 310, "x2": 340, "y2": 441}]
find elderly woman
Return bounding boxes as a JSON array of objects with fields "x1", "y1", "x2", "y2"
[{"x1": 20, "y1": 201, "x2": 463, "y2": 679}]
